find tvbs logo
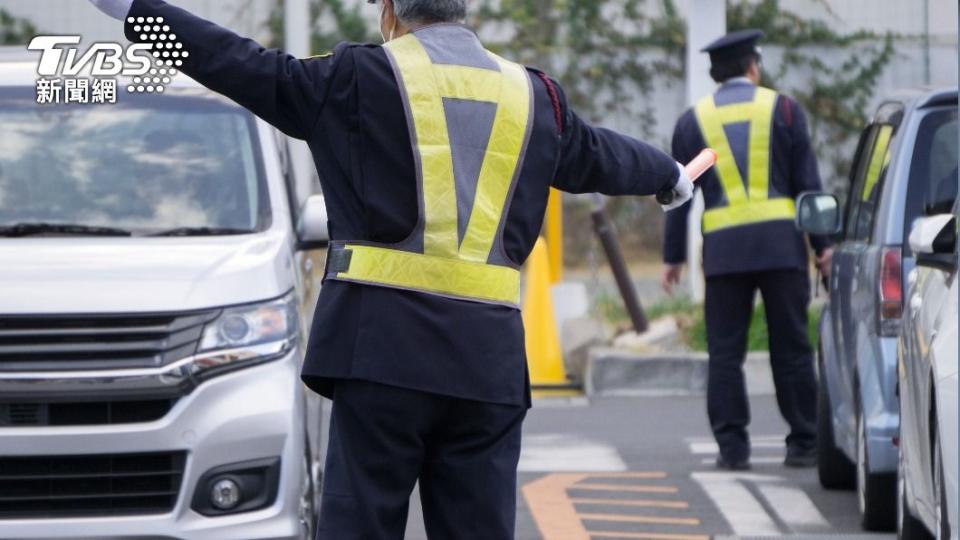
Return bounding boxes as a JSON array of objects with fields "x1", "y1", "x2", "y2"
[
  {"x1": 28, "y1": 33, "x2": 183, "y2": 105},
  {"x1": 29, "y1": 36, "x2": 153, "y2": 78}
]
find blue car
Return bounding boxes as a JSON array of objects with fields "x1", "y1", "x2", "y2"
[{"x1": 796, "y1": 88, "x2": 959, "y2": 532}]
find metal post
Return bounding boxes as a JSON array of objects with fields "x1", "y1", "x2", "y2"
[
  {"x1": 684, "y1": 0, "x2": 725, "y2": 302},
  {"x1": 285, "y1": 0, "x2": 316, "y2": 202},
  {"x1": 284, "y1": 0, "x2": 311, "y2": 61},
  {"x1": 923, "y1": 0, "x2": 931, "y2": 85},
  {"x1": 591, "y1": 195, "x2": 648, "y2": 334}
]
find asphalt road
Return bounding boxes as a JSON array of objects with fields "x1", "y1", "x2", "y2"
[{"x1": 398, "y1": 394, "x2": 893, "y2": 539}]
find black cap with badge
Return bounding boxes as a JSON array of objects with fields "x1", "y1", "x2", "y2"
[
  {"x1": 702, "y1": 29, "x2": 764, "y2": 83},
  {"x1": 701, "y1": 29, "x2": 764, "y2": 62}
]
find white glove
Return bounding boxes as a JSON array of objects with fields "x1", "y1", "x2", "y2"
[
  {"x1": 661, "y1": 161, "x2": 694, "y2": 212},
  {"x1": 88, "y1": 0, "x2": 134, "y2": 21}
]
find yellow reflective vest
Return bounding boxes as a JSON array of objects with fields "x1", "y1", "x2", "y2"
[
  {"x1": 694, "y1": 86, "x2": 796, "y2": 234},
  {"x1": 325, "y1": 32, "x2": 532, "y2": 308}
]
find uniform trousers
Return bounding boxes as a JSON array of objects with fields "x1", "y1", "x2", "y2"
[
  {"x1": 704, "y1": 269, "x2": 817, "y2": 462},
  {"x1": 316, "y1": 379, "x2": 526, "y2": 539}
]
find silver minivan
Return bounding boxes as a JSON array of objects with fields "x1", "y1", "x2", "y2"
[{"x1": 0, "y1": 56, "x2": 327, "y2": 539}]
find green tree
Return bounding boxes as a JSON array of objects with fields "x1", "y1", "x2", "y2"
[
  {"x1": 728, "y1": 0, "x2": 895, "y2": 188},
  {"x1": 266, "y1": 0, "x2": 379, "y2": 53},
  {"x1": 0, "y1": 8, "x2": 37, "y2": 45},
  {"x1": 469, "y1": 0, "x2": 684, "y2": 134}
]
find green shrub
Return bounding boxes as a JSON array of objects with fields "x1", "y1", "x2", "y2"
[
  {"x1": 687, "y1": 303, "x2": 820, "y2": 352},
  {"x1": 598, "y1": 294, "x2": 822, "y2": 353}
]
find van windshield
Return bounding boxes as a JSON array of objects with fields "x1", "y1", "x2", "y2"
[{"x1": 0, "y1": 88, "x2": 269, "y2": 236}]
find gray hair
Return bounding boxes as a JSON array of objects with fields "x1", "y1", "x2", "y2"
[{"x1": 392, "y1": 0, "x2": 467, "y2": 24}]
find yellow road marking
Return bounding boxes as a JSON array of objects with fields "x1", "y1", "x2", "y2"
[
  {"x1": 570, "y1": 498, "x2": 689, "y2": 509},
  {"x1": 585, "y1": 532, "x2": 710, "y2": 540},
  {"x1": 523, "y1": 472, "x2": 694, "y2": 540},
  {"x1": 532, "y1": 389, "x2": 584, "y2": 399},
  {"x1": 578, "y1": 513, "x2": 701, "y2": 526},
  {"x1": 574, "y1": 483, "x2": 678, "y2": 494},
  {"x1": 523, "y1": 473, "x2": 592, "y2": 540}
]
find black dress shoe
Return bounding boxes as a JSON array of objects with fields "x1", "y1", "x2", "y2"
[
  {"x1": 784, "y1": 446, "x2": 817, "y2": 468},
  {"x1": 716, "y1": 456, "x2": 751, "y2": 470}
]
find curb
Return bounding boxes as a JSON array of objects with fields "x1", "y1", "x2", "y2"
[{"x1": 585, "y1": 347, "x2": 775, "y2": 397}]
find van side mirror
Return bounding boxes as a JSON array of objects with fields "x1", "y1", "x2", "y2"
[
  {"x1": 297, "y1": 194, "x2": 329, "y2": 250},
  {"x1": 910, "y1": 214, "x2": 957, "y2": 272},
  {"x1": 795, "y1": 192, "x2": 841, "y2": 236}
]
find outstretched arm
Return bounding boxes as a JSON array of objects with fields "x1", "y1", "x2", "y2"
[
  {"x1": 89, "y1": 0, "x2": 341, "y2": 140},
  {"x1": 544, "y1": 77, "x2": 687, "y2": 202}
]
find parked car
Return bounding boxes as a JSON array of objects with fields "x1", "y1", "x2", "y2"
[
  {"x1": 897, "y1": 188, "x2": 958, "y2": 538},
  {"x1": 796, "y1": 87, "x2": 958, "y2": 531},
  {"x1": 0, "y1": 53, "x2": 327, "y2": 539}
]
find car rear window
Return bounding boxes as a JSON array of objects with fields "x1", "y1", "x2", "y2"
[{"x1": 905, "y1": 107, "x2": 958, "y2": 251}]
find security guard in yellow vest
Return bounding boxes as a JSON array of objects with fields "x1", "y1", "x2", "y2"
[
  {"x1": 661, "y1": 30, "x2": 833, "y2": 470},
  {"x1": 89, "y1": 0, "x2": 693, "y2": 536}
]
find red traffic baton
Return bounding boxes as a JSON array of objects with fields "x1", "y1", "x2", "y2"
[{"x1": 655, "y1": 148, "x2": 718, "y2": 205}]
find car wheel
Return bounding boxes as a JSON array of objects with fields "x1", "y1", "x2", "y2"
[
  {"x1": 818, "y1": 356, "x2": 856, "y2": 489},
  {"x1": 898, "y1": 422, "x2": 932, "y2": 540},
  {"x1": 858, "y1": 407, "x2": 896, "y2": 531}
]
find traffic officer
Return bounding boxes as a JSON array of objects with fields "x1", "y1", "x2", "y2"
[
  {"x1": 89, "y1": 0, "x2": 693, "y2": 536},
  {"x1": 661, "y1": 30, "x2": 832, "y2": 470}
]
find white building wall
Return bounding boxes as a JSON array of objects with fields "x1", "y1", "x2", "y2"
[{"x1": 0, "y1": 0, "x2": 275, "y2": 44}]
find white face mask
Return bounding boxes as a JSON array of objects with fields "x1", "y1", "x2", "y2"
[{"x1": 379, "y1": 2, "x2": 397, "y2": 43}]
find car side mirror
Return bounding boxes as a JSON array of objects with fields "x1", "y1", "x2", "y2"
[
  {"x1": 297, "y1": 194, "x2": 329, "y2": 250},
  {"x1": 910, "y1": 214, "x2": 957, "y2": 272},
  {"x1": 795, "y1": 191, "x2": 841, "y2": 236}
]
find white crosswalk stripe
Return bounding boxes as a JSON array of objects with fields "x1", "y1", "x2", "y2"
[
  {"x1": 692, "y1": 472, "x2": 781, "y2": 536},
  {"x1": 688, "y1": 435, "x2": 830, "y2": 535},
  {"x1": 689, "y1": 440, "x2": 785, "y2": 455},
  {"x1": 756, "y1": 482, "x2": 830, "y2": 530},
  {"x1": 518, "y1": 433, "x2": 627, "y2": 472}
]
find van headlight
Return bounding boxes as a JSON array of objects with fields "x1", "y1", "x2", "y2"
[{"x1": 188, "y1": 293, "x2": 299, "y2": 378}]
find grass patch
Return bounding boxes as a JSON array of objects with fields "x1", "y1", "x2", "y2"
[
  {"x1": 595, "y1": 290, "x2": 631, "y2": 327},
  {"x1": 597, "y1": 292, "x2": 821, "y2": 352},
  {"x1": 645, "y1": 296, "x2": 698, "y2": 320},
  {"x1": 683, "y1": 303, "x2": 820, "y2": 352},
  {"x1": 596, "y1": 293, "x2": 700, "y2": 328}
]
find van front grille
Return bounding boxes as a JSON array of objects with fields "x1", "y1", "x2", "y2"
[
  {"x1": 0, "y1": 399, "x2": 176, "y2": 426},
  {"x1": 0, "y1": 451, "x2": 187, "y2": 517},
  {"x1": 0, "y1": 311, "x2": 219, "y2": 372}
]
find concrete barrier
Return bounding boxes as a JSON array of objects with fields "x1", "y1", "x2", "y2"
[{"x1": 586, "y1": 348, "x2": 775, "y2": 397}]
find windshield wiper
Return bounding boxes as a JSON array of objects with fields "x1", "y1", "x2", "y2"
[
  {"x1": 148, "y1": 226, "x2": 254, "y2": 237},
  {"x1": 0, "y1": 222, "x2": 133, "y2": 237}
]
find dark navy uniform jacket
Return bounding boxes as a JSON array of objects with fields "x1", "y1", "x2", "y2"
[
  {"x1": 663, "y1": 79, "x2": 830, "y2": 277},
  {"x1": 125, "y1": 0, "x2": 680, "y2": 407}
]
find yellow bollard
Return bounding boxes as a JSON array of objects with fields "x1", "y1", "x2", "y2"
[
  {"x1": 545, "y1": 188, "x2": 563, "y2": 284},
  {"x1": 523, "y1": 237, "x2": 569, "y2": 389}
]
